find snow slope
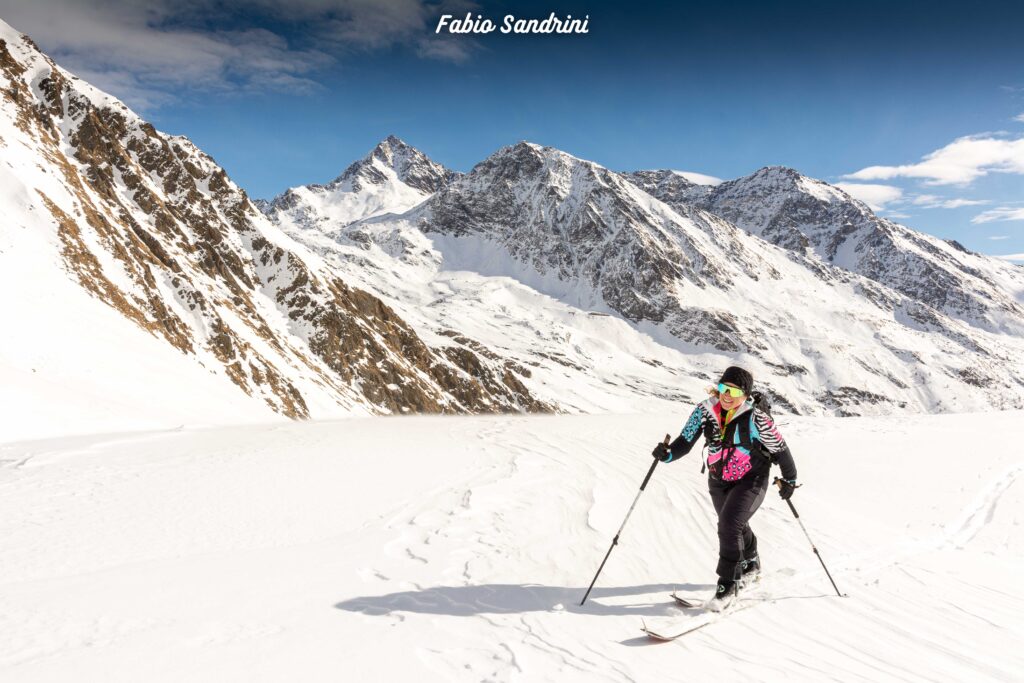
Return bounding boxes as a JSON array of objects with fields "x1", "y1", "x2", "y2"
[
  {"x1": 1, "y1": 18, "x2": 550, "y2": 433},
  {"x1": 2, "y1": 412, "x2": 1020, "y2": 681}
]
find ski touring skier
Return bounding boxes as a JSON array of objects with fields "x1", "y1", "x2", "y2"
[{"x1": 652, "y1": 365, "x2": 798, "y2": 611}]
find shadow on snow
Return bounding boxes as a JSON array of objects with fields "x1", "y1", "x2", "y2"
[{"x1": 335, "y1": 582, "x2": 715, "y2": 618}]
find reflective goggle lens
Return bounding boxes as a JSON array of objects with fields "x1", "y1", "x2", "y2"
[{"x1": 718, "y1": 383, "x2": 745, "y2": 397}]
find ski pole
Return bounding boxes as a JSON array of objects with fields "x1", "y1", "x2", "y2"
[
  {"x1": 580, "y1": 434, "x2": 669, "y2": 606},
  {"x1": 774, "y1": 477, "x2": 845, "y2": 597}
]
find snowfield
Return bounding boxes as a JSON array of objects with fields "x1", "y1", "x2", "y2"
[{"x1": 2, "y1": 411, "x2": 1021, "y2": 681}]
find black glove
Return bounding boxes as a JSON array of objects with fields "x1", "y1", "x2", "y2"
[
  {"x1": 777, "y1": 478, "x2": 798, "y2": 500},
  {"x1": 652, "y1": 441, "x2": 671, "y2": 461}
]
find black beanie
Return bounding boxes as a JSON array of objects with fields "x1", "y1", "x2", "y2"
[{"x1": 719, "y1": 366, "x2": 753, "y2": 395}]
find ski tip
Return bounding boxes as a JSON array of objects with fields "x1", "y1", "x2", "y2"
[
  {"x1": 670, "y1": 591, "x2": 698, "y2": 608},
  {"x1": 642, "y1": 626, "x2": 677, "y2": 642}
]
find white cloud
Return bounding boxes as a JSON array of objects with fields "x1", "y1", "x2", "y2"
[
  {"x1": 844, "y1": 133, "x2": 1024, "y2": 186},
  {"x1": 415, "y1": 35, "x2": 477, "y2": 63},
  {"x1": 939, "y1": 198, "x2": 989, "y2": 208},
  {"x1": 997, "y1": 253, "x2": 1024, "y2": 262},
  {"x1": 0, "y1": 0, "x2": 477, "y2": 110},
  {"x1": 988, "y1": 235, "x2": 1010, "y2": 240},
  {"x1": 911, "y1": 194, "x2": 988, "y2": 209},
  {"x1": 1015, "y1": 113, "x2": 1024, "y2": 123},
  {"x1": 671, "y1": 170, "x2": 723, "y2": 186},
  {"x1": 971, "y1": 207, "x2": 1024, "y2": 223},
  {"x1": 834, "y1": 182, "x2": 903, "y2": 210}
]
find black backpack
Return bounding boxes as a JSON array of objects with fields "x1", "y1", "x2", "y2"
[{"x1": 750, "y1": 390, "x2": 772, "y2": 418}]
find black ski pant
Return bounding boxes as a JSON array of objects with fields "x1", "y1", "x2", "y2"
[{"x1": 708, "y1": 470, "x2": 768, "y2": 581}]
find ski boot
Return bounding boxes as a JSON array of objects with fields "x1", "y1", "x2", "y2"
[
  {"x1": 706, "y1": 577, "x2": 738, "y2": 612},
  {"x1": 739, "y1": 555, "x2": 761, "y2": 588}
]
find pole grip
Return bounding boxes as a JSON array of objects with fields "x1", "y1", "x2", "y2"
[{"x1": 773, "y1": 477, "x2": 801, "y2": 517}]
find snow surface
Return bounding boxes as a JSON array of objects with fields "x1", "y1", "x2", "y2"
[{"x1": 2, "y1": 412, "x2": 1021, "y2": 681}]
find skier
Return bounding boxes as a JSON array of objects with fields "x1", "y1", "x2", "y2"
[{"x1": 652, "y1": 366, "x2": 798, "y2": 610}]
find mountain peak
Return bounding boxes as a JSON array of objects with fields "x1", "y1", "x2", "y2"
[
  {"x1": 752, "y1": 164, "x2": 803, "y2": 178},
  {"x1": 486, "y1": 140, "x2": 580, "y2": 163},
  {"x1": 467, "y1": 141, "x2": 606, "y2": 185},
  {"x1": 329, "y1": 136, "x2": 455, "y2": 194},
  {"x1": 737, "y1": 165, "x2": 815, "y2": 190},
  {"x1": 724, "y1": 165, "x2": 853, "y2": 206},
  {"x1": 262, "y1": 136, "x2": 458, "y2": 228},
  {"x1": 367, "y1": 134, "x2": 415, "y2": 164}
]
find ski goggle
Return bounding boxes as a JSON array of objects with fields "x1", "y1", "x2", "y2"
[{"x1": 717, "y1": 383, "x2": 745, "y2": 397}]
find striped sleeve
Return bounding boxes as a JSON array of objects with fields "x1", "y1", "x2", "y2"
[
  {"x1": 754, "y1": 409, "x2": 797, "y2": 480},
  {"x1": 753, "y1": 410, "x2": 786, "y2": 453}
]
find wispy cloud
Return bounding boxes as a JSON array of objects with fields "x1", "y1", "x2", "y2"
[
  {"x1": 971, "y1": 206, "x2": 1024, "y2": 223},
  {"x1": 0, "y1": 0, "x2": 478, "y2": 111},
  {"x1": 672, "y1": 170, "x2": 723, "y2": 186},
  {"x1": 1015, "y1": 113, "x2": 1024, "y2": 123},
  {"x1": 988, "y1": 235, "x2": 1010, "y2": 240},
  {"x1": 997, "y1": 253, "x2": 1024, "y2": 262},
  {"x1": 834, "y1": 182, "x2": 902, "y2": 210},
  {"x1": 843, "y1": 133, "x2": 1024, "y2": 186},
  {"x1": 911, "y1": 194, "x2": 988, "y2": 209}
]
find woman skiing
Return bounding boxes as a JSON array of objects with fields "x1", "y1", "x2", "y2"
[{"x1": 652, "y1": 365, "x2": 798, "y2": 610}]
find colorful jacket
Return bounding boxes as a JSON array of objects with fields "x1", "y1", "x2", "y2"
[{"x1": 663, "y1": 396, "x2": 797, "y2": 482}]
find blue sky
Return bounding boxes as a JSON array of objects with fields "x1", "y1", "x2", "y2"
[{"x1": 1, "y1": 0, "x2": 1022, "y2": 257}]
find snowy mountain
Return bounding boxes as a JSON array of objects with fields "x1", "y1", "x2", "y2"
[
  {"x1": 290, "y1": 141, "x2": 1024, "y2": 415},
  {"x1": 261, "y1": 135, "x2": 459, "y2": 233},
  {"x1": 0, "y1": 20, "x2": 548, "y2": 440},
  {"x1": 629, "y1": 165, "x2": 1024, "y2": 337},
  {"x1": 623, "y1": 168, "x2": 713, "y2": 207},
  {"x1": 5, "y1": 13, "x2": 1024, "y2": 436}
]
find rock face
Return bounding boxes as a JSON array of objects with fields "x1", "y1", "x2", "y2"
[
  {"x1": 413, "y1": 142, "x2": 779, "y2": 352},
  {"x1": 0, "y1": 20, "x2": 551, "y2": 418},
  {"x1": 623, "y1": 169, "x2": 712, "y2": 207},
  {"x1": 319, "y1": 141, "x2": 1024, "y2": 415},
  {"x1": 633, "y1": 165, "x2": 1024, "y2": 337}
]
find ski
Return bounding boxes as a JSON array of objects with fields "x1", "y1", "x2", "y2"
[
  {"x1": 642, "y1": 592, "x2": 768, "y2": 641},
  {"x1": 642, "y1": 616, "x2": 716, "y2": 641},
  {"x1": 669, "y1": 591, "x2": 700, "y2": 609}
]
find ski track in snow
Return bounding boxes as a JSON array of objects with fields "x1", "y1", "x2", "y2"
[{"x1": 0, "y1": 412, "x2": 1022, "y2": 681}]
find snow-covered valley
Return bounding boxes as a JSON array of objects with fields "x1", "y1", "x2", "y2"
[{"x1": 2, "y1": 412, "x2": 1021, "y2": 681}]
